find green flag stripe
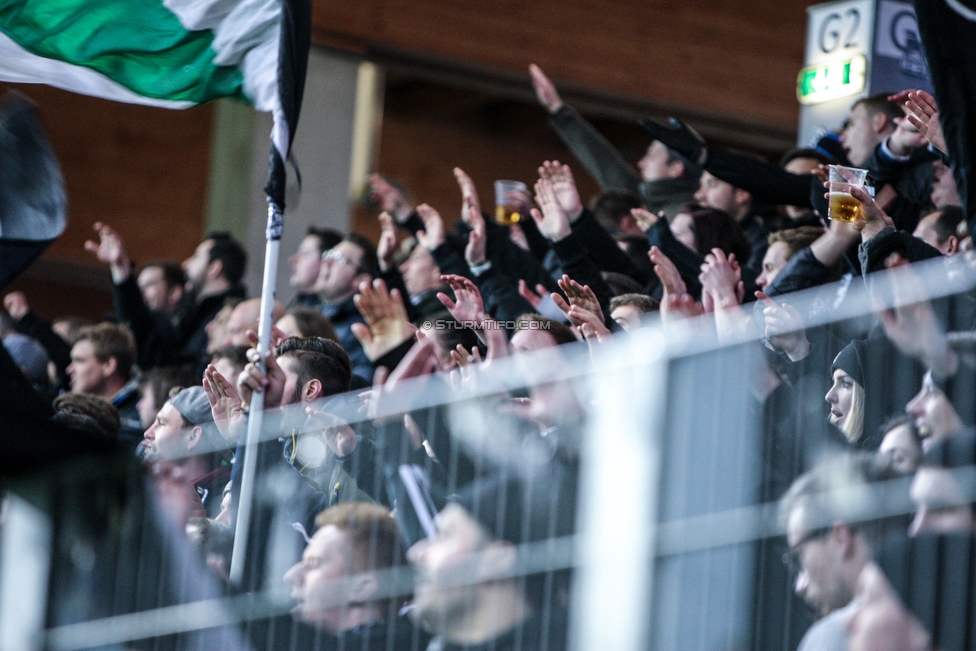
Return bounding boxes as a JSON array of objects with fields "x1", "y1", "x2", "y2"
[{"x1": 0, "y1": 0, "x2": 245, "y2": 104}]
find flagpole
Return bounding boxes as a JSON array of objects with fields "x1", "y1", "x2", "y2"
[
  {"x1": 226, "y1": 0, "x2": 310, "y2": 588},
  {"x1": 229, "y1": 202, "x2": 283, "y2": 586}
]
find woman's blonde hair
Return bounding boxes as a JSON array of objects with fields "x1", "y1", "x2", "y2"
[{"x1": 841, "y1": 381, "x2": 865, "y2": 444}]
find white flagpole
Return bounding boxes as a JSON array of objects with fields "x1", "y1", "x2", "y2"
[{"x1": 229, "y1": 201, "x2": 283, "y2": 585}]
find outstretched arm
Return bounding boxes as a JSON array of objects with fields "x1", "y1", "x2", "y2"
[
  {"x1": 368, "y1": 173, "x2": 416, "y2": 224},
  {"x1": 4, "y1": 291, "x2": 71, "y2": 382},
  {"x1": 84, "y1": 221, "x2": 133, "y2": 283},
  {"x1": 530, "y1": 64, "x2": 641, "y2": 194},
  {"x1": 641, "y1": 116, "x2": 811, "y2": 207}
]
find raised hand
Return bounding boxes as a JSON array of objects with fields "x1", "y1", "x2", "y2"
[
  {"x1": 553, "y1": 274, "x2": 605, "y2": 324},
  {"x1": 538, "y1": 160, "x2": 583, "y2": 221},
  {"x1": 376, "y1": 211, "x2": 399, "y2": 272},
  {"x1": 756, "y1": 291, "x2": 810, "y2": 361},
  {"x1": 531, "y1": 178, "x2": 572, "y2": 242},
  {"x1": 84, "y1": 221, "x2": 132, "y2": 282},
  {"x1": 823, "y1": 178, "x2": 893, "y2": 237},
  {"x1": 660, "y1": 292, "x2": 705, "y2": 324},
  {"x1": 464, "y1": 199, "x2": 487, "y2": 266},
  {"x1": 902, "y1": 89, "x2": 946, "y2": 155},
  {"x1": 203, "y1": 364, "x2": 246, "y2": 443},
  {"x1": 528, "y1": 63, "x2": 564, "y2": 113},
  {"x1": 351, "y1": 278, "x2": 416, "y2": 361},
  {"x1": 437, "y1": 273, "x2": 511, "y2": 366},
  {"x1": 361, "y1": 335, "x2": 442, "y2": 420},
  {"x1": 270, "y1": 323, "x2": 289, "y2": 349},
  {"x1": 887, "y1": 117, "x2": 929, "y2": 156},
  {"x1": 699, "y1": 248, "x2": 743, "y2": 311},
  {"x1": 450, "y1": 343, "x2": 482, "y2": 370},
  {"x1": 638, "y1": 117, "x2": 707, "y2": 165},
  {"x1": 304, "y1": 407, "x2": 358, "y2": 457},
  {"x1": 454, "y1": 167, "x2": 482, "y2": 225},
  {"x1": 450, "y1": 343, "x2": 483, "y2": 393},
  {"x1": 238, "y1": 330, "x2": 287, "y2": 409},
  {"x1": 631, "y1": 208, "x2": 660, "y2": 232},
  {"x1": 438, "y1": 274, "x2": 488, "y2": 324},
  {"x1": 3, "y1": 291, "x2": 29, "y2": 320},
  {"x1": 384, "y1": 337, "x2": 441, "y2": 391},
  {"x1": 518, "y1": 279, "x2": 548, "y2": 308},
  {"x1": 649, "y1": 246, "x2": 687, "y2": 297},
  {"x1": 847, "y1": 185, "x2": 895, "y2": 238},
  {"x1": 415, "y1": 203, "x2": 446, "y2": 250},
  {"x1": 368, "y1": 173, "x2": 414, "y2": 223},
  {"x1": 575, "y1": 306, "x2": 612, "y2": 351}
]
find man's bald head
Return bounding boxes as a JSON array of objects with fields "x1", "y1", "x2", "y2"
[{"x1": 222, "y1": 298, "x2": 285, "y2": 347}]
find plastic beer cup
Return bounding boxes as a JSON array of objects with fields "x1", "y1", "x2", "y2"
[
  {"x1": 494, "y1": 180, "x2": 527, "y2": 225},
  {"x1": 828, "y1": 165, "x2": 869, "y2": 223}
]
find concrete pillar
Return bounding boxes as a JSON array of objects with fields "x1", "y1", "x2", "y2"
[
  {"x1": 231, "y1": 48, "x2": 382, "y2": 305},
  {"x1": 205, "y1": 98, "x2": 255, "y2": 243}
]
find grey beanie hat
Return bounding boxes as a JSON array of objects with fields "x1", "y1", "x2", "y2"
[{"x1": 168, "y1": 386, "x2": 214, "y2": 426}]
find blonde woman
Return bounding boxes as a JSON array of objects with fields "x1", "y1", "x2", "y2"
[{"x1": 826, "y1": 341, "x2": 867, "y2": 446}]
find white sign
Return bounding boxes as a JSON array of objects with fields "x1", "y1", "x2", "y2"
[
  {"x1": 804, "y1": 0, "x2": 875, "y2": 65},
  {"x1": 875, "y1": 0, "x2": 919, "y2": 58},
  {"x1": 874, "y1": 0, "x2": 930, "y2": 80}
]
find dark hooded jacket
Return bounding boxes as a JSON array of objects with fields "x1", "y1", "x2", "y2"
[{"x1": 830, "y1": 336, "x2": 923, "y2": 451}]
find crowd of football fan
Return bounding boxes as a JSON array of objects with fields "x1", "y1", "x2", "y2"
[{"x1": 2, "y1": 64, "x2": 975, "y2": 651}]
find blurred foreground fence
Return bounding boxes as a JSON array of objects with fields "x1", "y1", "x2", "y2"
[{"x1": 3, "y1": 255, "x2": 976, "y2": 651}]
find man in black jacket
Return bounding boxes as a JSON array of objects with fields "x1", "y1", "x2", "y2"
[
  {"x1": 529, "y1": 64, "x2": 699, "y2": 220},
  {"x1": 288, "y1": 226, "x2": 342, "y2": 309},
  {"x1": 67, "y1": 322, "x2": 143, "y2": 445},
  {"x1": 694, "y1": 170, "x2": 773, "y2": 276},
  {"x1": 644, "y1": 94, "x2": 937, "y2": 233},
  {"x1": 315, "y1": 233, "x2": 379, "y2": 381},
  {"x1": 85, "y1": 222, "x2": 246, "y2": 375}
]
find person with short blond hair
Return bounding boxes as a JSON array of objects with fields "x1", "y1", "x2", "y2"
[{"x1": 284, "y1": 502, "x2": 425, "y2": 649}]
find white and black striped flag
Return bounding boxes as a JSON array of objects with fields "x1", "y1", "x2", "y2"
[{"x1": 0, "y1": 0, "x2": 313, "y2": 277}]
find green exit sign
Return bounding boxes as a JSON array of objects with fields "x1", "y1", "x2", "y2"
[{"x1": 796, "y1": 55, "x2": 867, "y2": 105}]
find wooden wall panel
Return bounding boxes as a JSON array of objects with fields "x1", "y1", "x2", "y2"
[
  {"x1": 0, "y1": 83, "x2": 213, "y2": 321},
  {"x1": 314, "y1": 0, "x2": 812, "y2": 135},
  {"x1": 5, "y1": 274, "x2": 113, "y2": 324},
  {"x1": 352, "y1": 80, "x2": 608, "y2": 242}
]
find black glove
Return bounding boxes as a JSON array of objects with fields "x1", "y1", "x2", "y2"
[{"x1": 638, "y1": 117, "x2": 707, "y2": 171}]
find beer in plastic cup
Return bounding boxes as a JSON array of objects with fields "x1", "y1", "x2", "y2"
[
  {"x1": 828, "y1": 165, "x2": 869, "y2": 223},
  {"x1": 494, "y1": 180, "x2": 527, "y2": 225}
]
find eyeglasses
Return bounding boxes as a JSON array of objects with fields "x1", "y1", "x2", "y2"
[
  {"x1": 321, "y1": 248, "x2": 361, "y2": 271},
  {"x1": 781, "y1": 527, "x2": 831, "y2": 573}
]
